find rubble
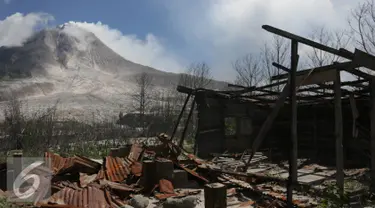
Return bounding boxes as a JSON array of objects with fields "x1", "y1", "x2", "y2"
[
  {"x1": 129, "y1": 195, "x2": 149, "y2": 208},
  {"x1": 0, "y1": 133, "x2": 372, "y2": 208}
]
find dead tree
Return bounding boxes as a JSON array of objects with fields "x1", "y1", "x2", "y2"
[
  {"x1": 233, "y1": 53, "x2": 264, "y2": 88},
  {"x1": 262, "y1": 35, "x2": 290, "y2": 91},
  {"x1": 131, "y1": 72, "x2": 154, "y2": 135},
  {"x1": 307, "y1": 26, "x2": 351, "y2": 68},
  {"x1": 349, "y1": 0, "x2": 375, "y2": 55},
  {"x1": 178, "y1": 62, "x2": 212, "y2": 89},
  {"x1": 177, "y1": 62, "x2": 212, "y2": 147}
]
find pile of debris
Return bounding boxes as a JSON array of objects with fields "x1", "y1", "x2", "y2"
[{"x1": 0, "y1": 133, "x2": 370, "y2": 208}]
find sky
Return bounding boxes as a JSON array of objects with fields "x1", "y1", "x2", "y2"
[{"x1": 0, "y1": 0, "x2": 368, "y2": 82}]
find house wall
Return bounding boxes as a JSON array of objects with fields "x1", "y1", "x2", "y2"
[
  {"x1": 194, "y1": 91, "x2": 370, "y2": 168},
  {"x1": 195, "y1": 91, "x2": 267, "y2": 158}
]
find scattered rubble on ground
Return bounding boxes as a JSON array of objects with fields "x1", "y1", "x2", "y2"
[{"x1": 0, "y1": 133, "x2": 371, "y2": 208}]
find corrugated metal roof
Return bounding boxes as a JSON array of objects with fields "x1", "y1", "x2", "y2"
[
  {"x1": 45, "y1": 152, "x2": 101, "y2": 175},
  {"x1": 47, "y1": 185, "x2": 115, "y2": 208},
  {"x1": 96, "y1": 156, "x2": 131, "y2": 182},
  {"x1": 128, "y1": 143, "x2": 143, "y2": 161}
]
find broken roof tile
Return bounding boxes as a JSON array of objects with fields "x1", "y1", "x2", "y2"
[
  {"x1": 44, "y1": 152, "x2": 101, "y2": 175},
  {"x1": 47, "y1": 185, "x2": 114, "y2": 208}
]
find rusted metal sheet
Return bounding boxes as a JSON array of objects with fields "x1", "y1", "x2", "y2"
[
  {"x1": 47, "y1": 185, "x2": 115, "y2": 208},
  {"x1": 159, "y1": 179, "x2": 174, "y2": 194},
  {"x1": 79, "y1": 173, "x2": 97, "y2": 188},
  {"x1": 177, "y1": 164, "x2": 209, "y2": 183},
  {"x1": 45, "y1": 152, "x2": 101, "y2": 175},
  {"x1": 130, "y1": 161, "x2": 142, "y2": 176},
  {"x1": 96, "y1": 156, "x2": 132, "y2": 182},
  {"x1": 154, "y1": 190, "x2": 201, "y2": 200},
  {"x1": 128, "y1": 143, "x2": 143, "y2": 161},
  {"x1": 99, "y1": 179, "x2": 140, "y2": 193}
]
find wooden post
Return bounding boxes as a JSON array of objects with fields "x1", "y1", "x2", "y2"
[
  {"x1": 170, "y1": 93, "x2": 191, "y2": 141},
  {"x1": 370, "y1": 78, "x2": 375, "y2": 191},
  {"x1": 141, "y1": 160, "x2": 157, "y2": 193},
  {"x1": 313, "y1": 110, "x2": 318, "y2": 161},
  {"x1": 155, "y1": 158, "x2": 174, "y2": 181},
  {"x1": 246, "y1": 83, "x2": 290, "y2": 167},
  {"x1": 179, "y1": 97, "x2": 196, "y2": 147},
  {"x1": 204, "y1": 183, "x2": 227, "y2": 208},
  {"x1": 287, "y1": 40, "x2": 298, "y2": 207},
  {"x1": 334, "y1": 69, "x2": 344, "y2": 194}
]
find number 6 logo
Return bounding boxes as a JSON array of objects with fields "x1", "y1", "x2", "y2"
[{"x1": 13, "y1": 161, "x2": 44, "y2": 199}]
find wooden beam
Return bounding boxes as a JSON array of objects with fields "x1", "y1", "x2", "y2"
[
  {"x1": 343, "y1": 68, "x2": 373, "y2": 80},
  {"x1": 262, "y1": 25, "x2": 354, "y2": 59},
  {"x1": 170, "y1": 93, "x2": 191, "y2": 141},
  {"x1": 353, "y1": 49, "x2": 375, "y2": 71},
  {"x1": 370, "y1": 77, "x2": 375, "y2": 192},
  {"x1": 288, "y1": 40, "x2": 298, "y2": 208},
  {"x1": 179, "y1": 97, "x2": 196, "y2": 147},
  {"x1": 271, "y1": 61, "x2": 355, "y2": 81},
  {"x1": 334, "y1": 69, "x2": 344, "y2": 194},
  {"x1": 257, "y1": 80, "x2": 288, "y2": 90},
  {"x1": 272, "y1": 62, "x2": 290, "y2": 72}
]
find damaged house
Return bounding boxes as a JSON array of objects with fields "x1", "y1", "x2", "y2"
[{"x1": 174, "y1": 24, "x2": 375, "y2": 205}]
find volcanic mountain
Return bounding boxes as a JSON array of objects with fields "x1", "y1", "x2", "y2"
[{"x1": 0, "y1": 23, "x2": 223, "y2": 120}]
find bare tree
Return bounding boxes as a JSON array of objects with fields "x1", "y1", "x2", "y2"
[
  {"x1": 131, "y1": 72, "x2": 154, "y2": 133},
  {"x1": 306, "y1": 26, "x2": 351, "y2": 67},
  {"x1": 3, "y1": 92, "x2": 23, "y2": 150},
  {"x1": 233, "y1": 53, "x2": 264, "y2": 87},
  {"x1": 178, "y1": 62, "x2": 212, "y2": 89},
  {"x1": 261, "y1": 35, "x2": 290, "y2": 91},
  {"x1": 349, "y1": 0, "x2": 375, "y2": 55}
]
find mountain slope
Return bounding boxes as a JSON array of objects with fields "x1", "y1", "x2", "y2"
[{"x1": 0, "y1": 23, "x2": 226, "y2": 120}]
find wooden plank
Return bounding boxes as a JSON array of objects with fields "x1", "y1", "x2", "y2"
[
  {"x1": 349, "y1": 94, "x2": 359, "y2": 138},
  {"x1": 296, "y1": 69, "x2": 337, "y2": 86},
  {"x1": 170, "y1": 93, "x2": 191, "y2": 141},
  {"x1": 272, "y1": 61, "x2": 353, "y2": 81},
  {"x1": 272, "y1": 62, "x2": 290, "y2": 72},
  {"x1": 179, "y1": 97, "x2": 196, "y2": 147},
  {"x1": 354, "y1": 49, "x2": 375, "y2": 71},
  {"x1": 262, "y1": 25, "x2": 354, "y2": 59},
  {"x1": 371, "y1": 77, "x2": 375, "y2": 192},
  {"x1": 334, "y1": 69, "x2": 344, "y2": 194},
  {"x1": 288, "y1": 40, "x2": 298, "y2": 208},
  {"x1": 343, "y1": 68, "x2": 373, "y2": 80}
]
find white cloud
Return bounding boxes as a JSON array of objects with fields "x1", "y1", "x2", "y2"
[
  {"x1": 0, "y1": 13, "x2": 53, "y2": 47},
  {"x1": 162, "y1": 0, "x2": 367, "y2": 81},
  {"x1": 66, "y1": 21, "x2": 185, "y2": 73},
  {"x1": 0, "y1": 13, "x2": 185, "y2": 74}
]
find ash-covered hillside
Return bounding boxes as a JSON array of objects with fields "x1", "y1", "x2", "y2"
[{"x1": 0, "y1": 23, "x2": 226, "y2": 120}]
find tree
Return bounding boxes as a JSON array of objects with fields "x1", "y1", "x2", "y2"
[
  {"x1": 349, "y1": 0, "x2": 375, "y2": 55},
  {"x1": 233, "y1": 53, "x2": 264, "y2": 88},
  {"x1": 306, "y1": 26, "x2": 351, "y2": 68},
  {"x1": 178, "y1": 62, "x2": 212, "y2": 89},
  {"x1": 262, "y1": 35, "x2": 290, "y2": 83},
  {"x1": 131, "y1": 72, "x2": 154, "y2": 134}
]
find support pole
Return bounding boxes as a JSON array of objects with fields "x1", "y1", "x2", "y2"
[
  {"x1": 287, "y1": 40, "x2": 298, "y2": 208},
  {"x1": 170, "y1": 93, "x2": 191, "y2": 141},
  {"x1": 204, "y1": 183, "x2": 227, "y2": 208},
  {"x1": 179, "y1": 97, "x2": 196, "y2": 147},
  {"x1": 334, "y1": 69, "x2": 344, "y2": 194},
  {"x1": 370, "y1": 78, "x2": 375, "y2": 191}
]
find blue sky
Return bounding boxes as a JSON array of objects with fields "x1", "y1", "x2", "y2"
[
  {"x1": 0, "y1": 0, "x2": 184, "y2": 52},
  {"x1": 0, "y1": 0, "x2": 368, "y2": 81}
]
